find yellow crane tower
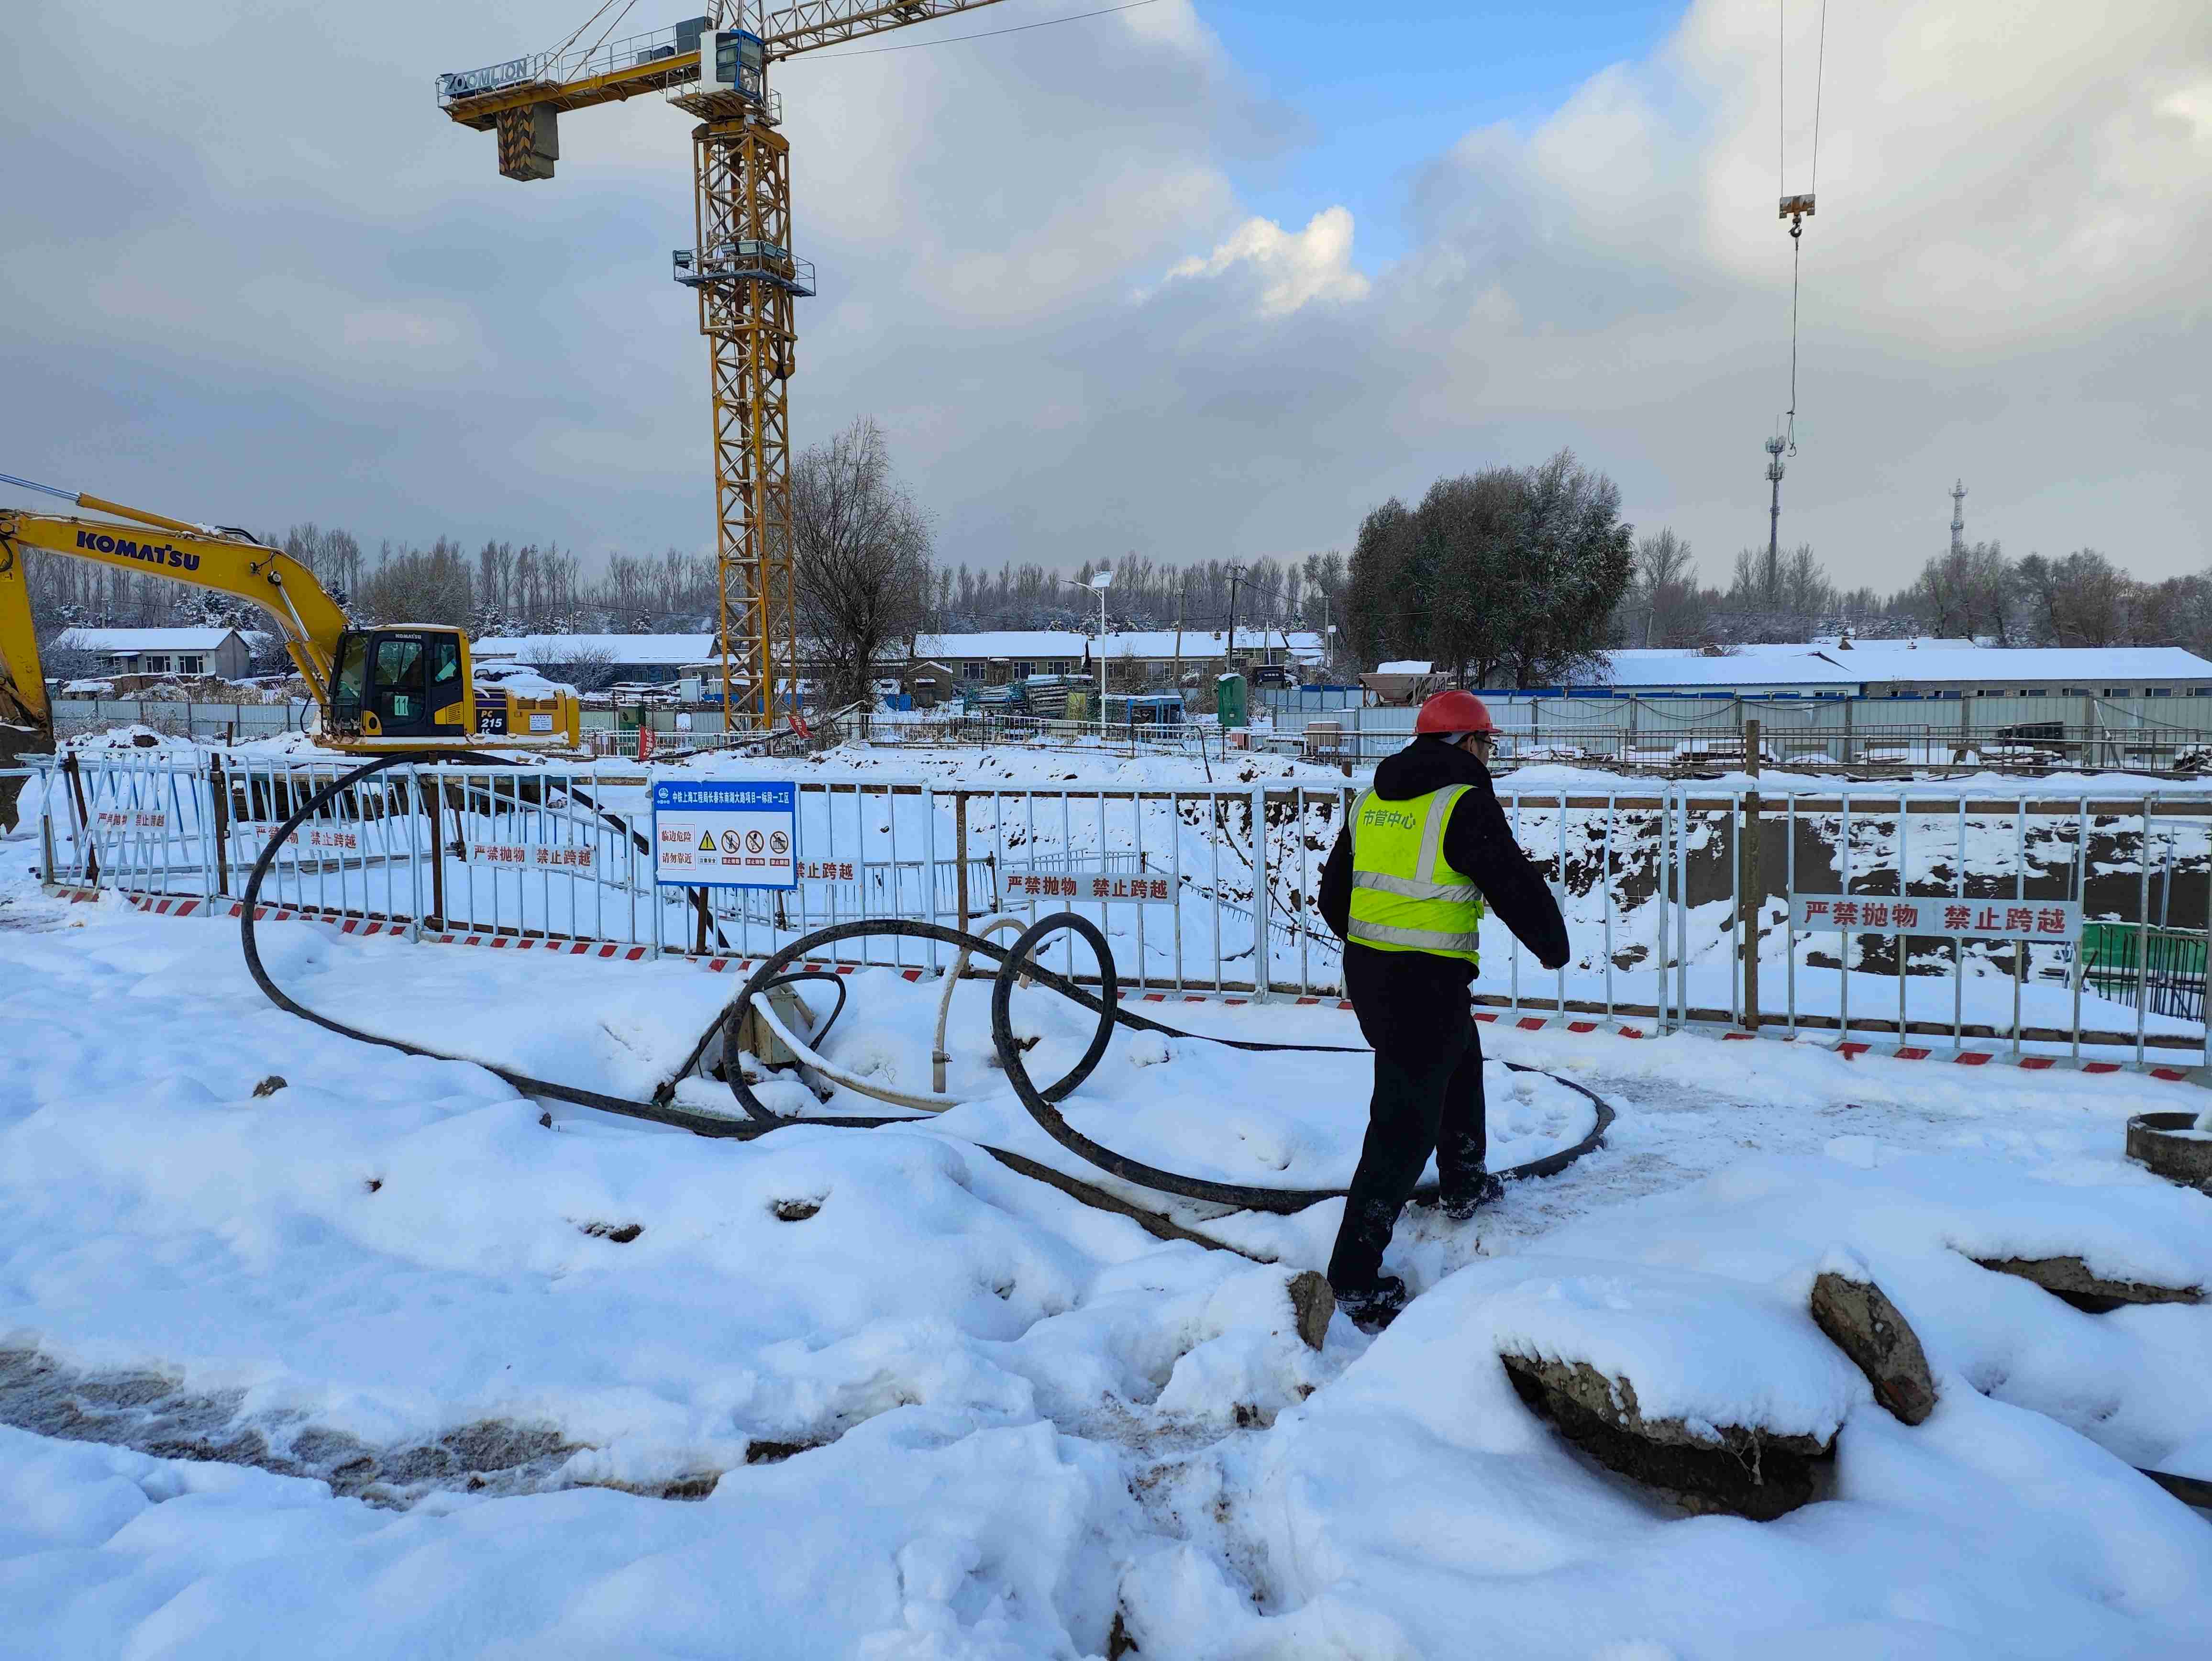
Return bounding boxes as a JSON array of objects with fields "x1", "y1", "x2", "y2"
[{"x1": 436, "y1": 2, "x2": 1009, "y2": 731}]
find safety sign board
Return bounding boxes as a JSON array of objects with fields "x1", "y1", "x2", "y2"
[
  {"x1": 1790, "y1": 894, "x2": 2081, "y2": 941},
  {"x1": 653, "y1": 778, "x2": 798, "y2": 889},
  {"x1": 470, "y1": 841, "x2": 597, "y2": 871},
  {"x1": 1004, "y1": 868, "x2": 1177, "y2": 905}
]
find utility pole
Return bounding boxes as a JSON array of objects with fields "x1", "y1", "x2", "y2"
[
  {"x1": 1764, "y1": 435, "x2": 1786, "y2": 598},
  {"x1": 1172, "y1": 572, "x2": 1186, "y2": 695},
  {"x1": 1227, "y1": 565, "x2": 1243, "y2": 681},
  {"x1": 1950, "y1": 479, "x2": 1968, "y2": 558}
]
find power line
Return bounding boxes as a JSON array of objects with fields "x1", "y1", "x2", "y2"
[{"x1": 792, "y1": 0, "x2": 1161, "y2": 61}]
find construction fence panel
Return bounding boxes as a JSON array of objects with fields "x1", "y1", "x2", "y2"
[
  {"x1": 32, "y1": 755, "x2": 2212, "y2": 1067},
  {"x1": 1270, "y1": 693, "x2": 2212, "y2": 771}
]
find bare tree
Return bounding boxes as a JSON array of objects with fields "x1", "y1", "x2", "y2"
[
  {"x1": 1622, "y1": 528, "x2": 1711, "y2": 647},
  {"x1": 1910, "y1": 542, "x2": 2016, "y2": 642},
  {"x1": 790, "y1": 417, "x2": 933, "y2": 711},
  {"x1": 533, "y1": 645, "x2": 619, "y2": 693},
  {"x1": 2014, "y1": 549, "x2": 2139, "y2": 646},
  {"x1": 357, "y1": 538, "x2": 474, "y2": 626}
]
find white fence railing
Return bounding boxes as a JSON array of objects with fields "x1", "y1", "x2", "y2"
[
  {"x1": 1268, "y1": 694, "x2": 2212, "y2": 771},
  {"x1": 25, "y1": 755, "x2": 2212, "y2": 1068}
]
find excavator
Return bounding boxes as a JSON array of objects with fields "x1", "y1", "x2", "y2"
[{"x1": 0, "y1": 474, "x2": 580, "y2": 762}]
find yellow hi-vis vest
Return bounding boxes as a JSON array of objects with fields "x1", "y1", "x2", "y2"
[{"x1": 1347, "y1": 784, "x2": 1485, "y2": 963}]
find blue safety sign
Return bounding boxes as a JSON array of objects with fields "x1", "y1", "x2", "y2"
[{"x1": 652, "y1": 779, "x2": 799, "y2": 889}]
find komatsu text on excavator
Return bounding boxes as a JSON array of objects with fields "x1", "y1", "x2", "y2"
[{"x1": 0, "y1": 473, "x2": 579, "y2": 757}]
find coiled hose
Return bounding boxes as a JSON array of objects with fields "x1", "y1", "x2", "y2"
[{"x1": 238, "y1": 751, "x2": 1611, "y2": 1235}]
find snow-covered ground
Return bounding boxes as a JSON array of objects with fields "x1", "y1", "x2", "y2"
[{"x1": 6, "y1": 768, "x2": 2212, "y2": 1657}]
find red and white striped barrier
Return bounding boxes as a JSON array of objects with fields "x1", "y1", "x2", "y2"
[{"x1": 49, "y1": 886, "x2": 2208, "y2": 1086}]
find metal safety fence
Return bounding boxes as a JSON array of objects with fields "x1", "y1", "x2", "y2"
[
  {"x1": 1270, "y1": 695, "x2": 2212, "y2": 775},
  {"x1": 23, "y1": 754, "x2": 2212, "y2": 1068}
]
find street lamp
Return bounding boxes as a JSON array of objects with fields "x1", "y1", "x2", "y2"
[{"x1": 1057, "y1": 570, "x2": 1111, "y2": 727}]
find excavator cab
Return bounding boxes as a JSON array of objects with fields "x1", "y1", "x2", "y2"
[{"x1": 329, "y1": 627, "x2": 472, "y2": 743}]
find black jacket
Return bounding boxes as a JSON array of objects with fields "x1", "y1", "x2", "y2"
[{"x1": 1317, "y1": 737, "x2": 1571, "y2": 974}]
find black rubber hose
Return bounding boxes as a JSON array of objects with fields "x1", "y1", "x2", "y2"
[
  {"x1": 237, "y1": 750, "x2": 804, "y2": 1140},
  {"x1": 719, "y1": 913, "x2": 1615, "y2": 1215},
  {"x1": 234, "y1": 755, "x2": 1613, "y2": 1221}
]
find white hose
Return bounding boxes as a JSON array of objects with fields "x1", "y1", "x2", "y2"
[
  {"x1": 935, "y1": 914, "x2": 1035, "y2": 1093},
  {"x1": 750, "y1": 914, "x2": 1039, "y2": 1114}
]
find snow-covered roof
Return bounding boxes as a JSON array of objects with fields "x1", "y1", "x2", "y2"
[
  {"x1": 914, "y1": 632, "x2": 1090, "y2": 660},
  {"x1": 473, "y1": 634, "x2": 716, "y2": 666},
  {"x1": 1595, "y1": 652, "x2": 1864, "y2": 689},
  {"x1": 1813, "y1": 636, "x2": 1975, "y2": 652},
  {"x1": 55, "y1": 627, "x2": 242, "y2": 653},
  {"x1": 1101, "y1": 630, "x2": 1323, "y2": 658},
  {"x1": 1847, "y1": 647, "x2": 2212, "y2": 685},
  {"x1": 1569, "y1": 645, "x2": 2212, "y2": 692},
  {"x1": 1375, "y1": 660, "x2": 1433, "y2": 675}
]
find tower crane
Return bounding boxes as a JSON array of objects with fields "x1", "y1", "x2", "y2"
[{"x1": 435, "y1": 1, "x2": 1011, "y2": 731}]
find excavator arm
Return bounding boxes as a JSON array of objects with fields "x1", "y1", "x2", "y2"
[{"x1": 1, "y1": 498, "x2": 347, "y2": 710}]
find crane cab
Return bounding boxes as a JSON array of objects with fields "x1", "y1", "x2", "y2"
[{"x1": 328, "y1": 627, "x2": 474, "y2": 745}]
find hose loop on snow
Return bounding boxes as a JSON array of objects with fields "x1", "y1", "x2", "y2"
[
  {"x1": 231, "y1": 752, "x2": 1614, "y2": 1222},
  {"x1": 720, "y1": 912, "x2": 1615, "y2": 1217}
]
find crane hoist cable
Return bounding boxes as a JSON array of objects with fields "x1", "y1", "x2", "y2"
[
  {"x1": 233, "y1": 751, "x2": 1613, "y2": 1255},
  {"x1": 1776, "y1": 0, "x2": 1830, "y2": 456}
]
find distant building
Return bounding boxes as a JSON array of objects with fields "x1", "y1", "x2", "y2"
[
  {"x1": 56, "y1": 627, "x2": 255, "y2": 681},
  {"x1": 1484, "y1": 642, "x2": 2212, "y2": 700},
  {"x1": 471, "y1": 634, "x2": 715, "y2": 683},
  {"x1": 1360, "y1": 662, "x2": 1445, "y2": 704},
  {"x1": 913, "y1": 629, "x2": 1324, "y2": 689},
  {"x1": 1094, "y1": 630, "x2": 1324, "y2": 685},
  {"x1": 910, "y1": 633, "x2": 1089, "y2": 686}
]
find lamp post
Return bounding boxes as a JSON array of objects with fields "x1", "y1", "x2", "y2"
[{"x1": 1057, "y1": 570, "x2": 1112, "y2": 730}]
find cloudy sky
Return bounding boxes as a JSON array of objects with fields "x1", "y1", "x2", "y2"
[{"x1": 2, "y1": 0, "x2": 2206, "y2": 593}]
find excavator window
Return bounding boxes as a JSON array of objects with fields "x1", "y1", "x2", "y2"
[
  {"x1": 372, "y1": 635, "x2": 429, "y2": 733},
  {"x1": 427, "y1": 634, "x2": 465, "y2": 724},
  {"x1": 332, "y1": 633, "x2": 369, "y2": 731}
]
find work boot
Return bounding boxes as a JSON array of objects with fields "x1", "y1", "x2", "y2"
[
  {"x1": 1332, "y1": 1273, "x2": 1409, "y2": 1334},
  {"x1": 1438, "y1": 1168, "x2": 1505, "y2": 1221}
]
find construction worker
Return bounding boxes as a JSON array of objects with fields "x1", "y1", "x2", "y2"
[{"x1": 1316, "y1": 688, "x2": 1569, "y2": 1330}]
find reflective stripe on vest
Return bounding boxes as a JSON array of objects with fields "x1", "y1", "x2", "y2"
[{"x1": 1346, "y1": 782, "x2": 1484, "y2": 963}]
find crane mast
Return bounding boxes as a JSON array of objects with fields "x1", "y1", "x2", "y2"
[{"x1": 436, "y1": 1, "x2": 1008, "y2": 730}]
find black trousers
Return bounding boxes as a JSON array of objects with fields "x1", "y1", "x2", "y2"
[{"x1": 1326, "y1": 943, "x2": 1487, "y2": 1293}]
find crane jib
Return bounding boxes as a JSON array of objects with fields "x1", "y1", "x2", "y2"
[{"x1": 73, "y1": 529, "x2": 201, "y2": 572}]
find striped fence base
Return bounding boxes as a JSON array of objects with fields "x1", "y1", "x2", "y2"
[{"x1": 49, "y1": 886, "x2": 2209, "y2": 1087}]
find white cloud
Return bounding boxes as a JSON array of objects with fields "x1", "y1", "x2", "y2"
[
  {"x1": 1162, "y1": 206, "x2": 1370, "y2": 317},
  {"x1": 0, "y1": 0, "x2": 2205, "y2": 587}
]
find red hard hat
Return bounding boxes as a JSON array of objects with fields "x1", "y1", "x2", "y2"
[{"x1": 1415, "y1": 688, "x2": 1496, "y2": 736}]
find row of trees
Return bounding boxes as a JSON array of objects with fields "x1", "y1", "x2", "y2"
[
  {"x1": 928, "y1": 552, "x2": 1350, "y2": 643},
  {"x1": 26, "y1": 422, "x2": 2212, "y2": 694},
  {"x1": 1616, "y1": 536, "x2": 2212, "y2": 655}
]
